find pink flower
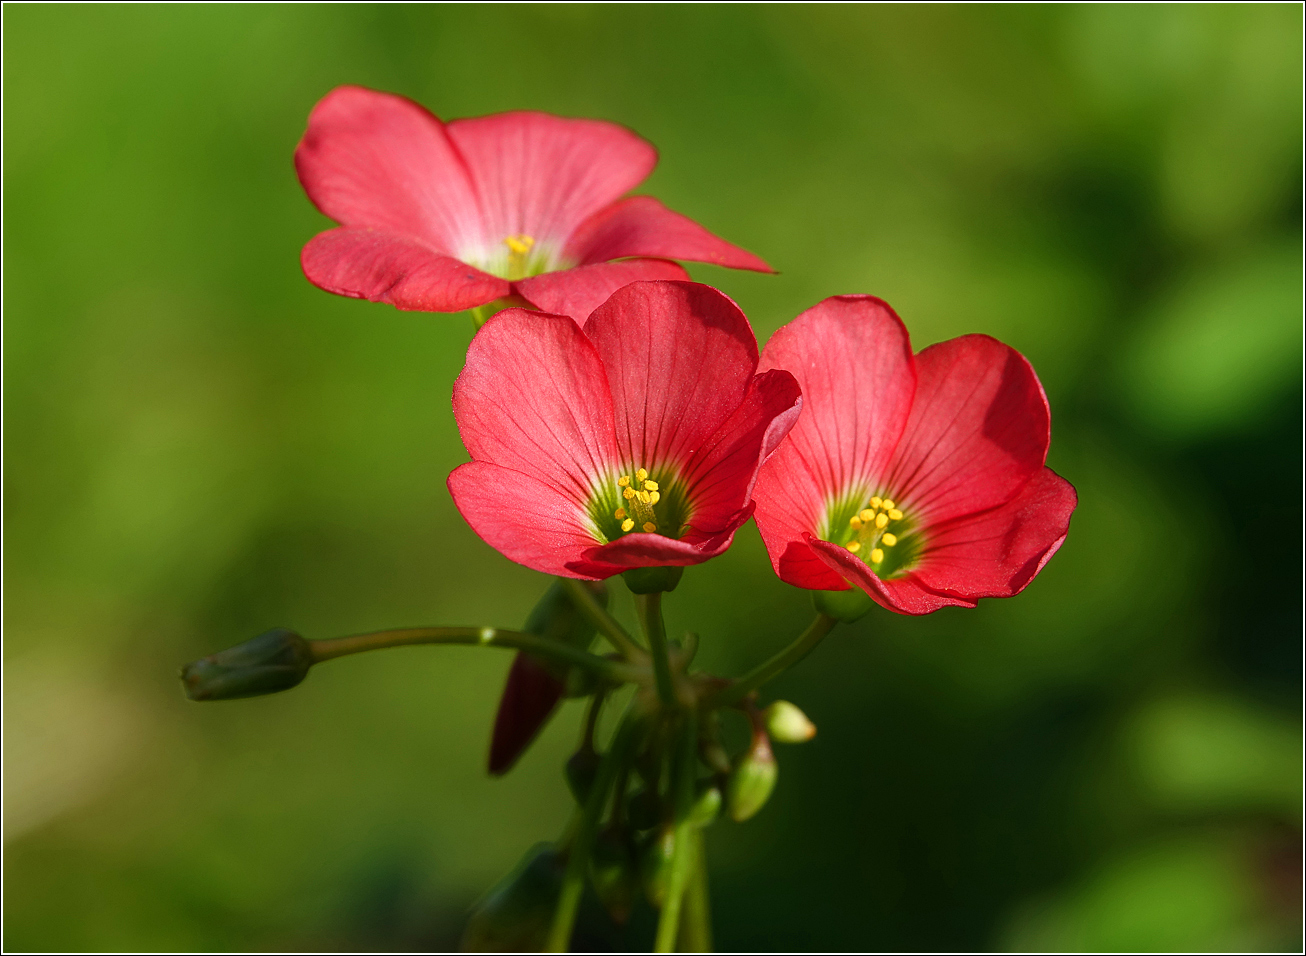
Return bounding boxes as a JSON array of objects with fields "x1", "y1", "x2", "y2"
[
  {"x1": 294, "y1": 86, "x2": 772, "y2": 322},
  {"x1": 753, "y1": 296, "x2": 1077, "y2": 615},
  {"x1": 448, "y1": 281, "x2": 801, "y2": 579}
]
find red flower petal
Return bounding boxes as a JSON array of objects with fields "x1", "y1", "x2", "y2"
[
  {"x1": 448, "y1": 461, "x2": 608, "y2": 578},
  {"x1": 581, "y1": 505, "x2": 753, "y2": 570},
  {"x1": 806, "y1": 535, "x2": 979, "y2": 615},
  {"x1": 488, "y1": 652, "x2": 564, "y2": 775},
  {"x1": 566, "y1": 196, "x2": 773, "y2": 272},
  {"x1": 447, "y1": 111, "x2": 656, "y2": 247},
  {"x1": 453, "y1": 309, "x2": 618, "y2": 501},
  {"x1": 885, "y1": 334, "x2": 1050, "y2": 526},
  {"x1": 294, "y1": 86, "x2": 483, "y2": 254},
  {"x1": 682, "y1": 369, "x2": 803, "y2": 532},
  {"x1": 910, "y1": 467, "x2": 1077, "y2": 599},
  {"x1": 301, "y1": 228, "x2": 509, "y2": 312},
  {"x1": 513, "y1": 258, "x2": 689, "y2": 323},
  {"x1": 583, "y1": 281, "x2": 760, "y2": 472}
]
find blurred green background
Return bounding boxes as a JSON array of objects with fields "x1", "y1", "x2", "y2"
[{"x1": 4, "y1": 4, "x2": 1302, "y2": 952}]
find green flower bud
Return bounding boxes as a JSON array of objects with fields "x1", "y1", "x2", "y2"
[
  {"x1": 180, "y1": 627, "x2": 314, "y2": 701},
  {"x1": 813, "y1": 586, "x2": 875, "y2": 623},
  {"x1": 564, "y1": 746, "x2": 601, "y2": 805},
  {"x1": 462, "y1": 842, "x2": 564, "y2": 952},
  {"x1": 726, "y1": 736, "x2": 778, "y2": 822},
  {"x1": 688, "y1": 782, "x2": 722, "y2": 828},
  {"x1": 639, "y1": 825, "x2": 676, "y2": 907},
  {"x1": 590, "y1": 829, "x2": 639, "y2": 925},
  {"x1": 621, "y1": 565, "x2": 684, "y2": 594},
  {"x1": 764, "y1": 700, "x2": 817, "y2": 743}
]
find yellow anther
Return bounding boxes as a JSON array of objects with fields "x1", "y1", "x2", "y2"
[
  {"x1": 859, "y1": 509, "x2": 875, "y2": 522},
  {"x1": 636, "y1": 468, "x2": 648, "y2": 482},
  {"x1": 614, "y1": 507, "x2": 627, "y2": 520},
  {"x1": 649, "y1": 491, "x2": 661, "y2": 505},
  {"x1": 642, "y1": 521, "x2": 657, "y2": 533},
  {"x1": 623, "y1": 487, "x2": 635, "y2": 500},
  {"x1": 618, "y1": 475, "x2": 631, "y2": 487},
  {"x1": 637, "y1": 490, "x2": 652, "y2": 505},
  {"x1": 850, "y1": 516, "x2": 864, "y2": 530},
  {"x1": 888, "y1": 508, "x2": 903, "y2": 521},
  {"x1": 882, "y1": 499, "x2": 895, "y2": 511},
  {"x1": 847, "y1": 541, "x2": 861, "y2": 553},
  {"x1": 875, "y1": 513, "x2": 889, "y2": 529},
  {"x1": 881, "y1": 533, "x2": 898, "y2": 547},
  {"x1": 870, "y1": 548, "x2": 885, "y2": 563},
  {"x1": 870, "y1": 497, "x2": 882, "y2": 509},
  {"x1": 621, "y1": 518, "x2": 635, "y2": 532},
  {"x1": 644, "y1": 479, "x2": 659, "y2": 491},
  {"x1": 504, "y1": 234, "x2": 535, "y2": 255}
]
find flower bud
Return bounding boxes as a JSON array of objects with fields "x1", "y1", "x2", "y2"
[
  {"x1": 180, "y1": 627, "x2": 314, "y2": 701},
  {"x1": 688, "y1": 782, "x2": 722, "y2": 828},
  {"x1": 462, "y1": 842, "x2": 563, "y2": 952},
  {"x1": 564, "y1": 746, "x2": 601, "y2": 805},
  {"x1": 639, "y1": 825, "x2": 676, "y2": 907},
  {"x1": 590, "y1": 829, "x2": 639, "y2": 925},
  {"x1": 726, "y1": 735, "x2": 778, "y2": 822},
  {"x1": 764, "y1": 700, "x2": 817, "y2": 743},
  {"x1": 813, "y1": 586, "x2": 875, "y2": 623}
]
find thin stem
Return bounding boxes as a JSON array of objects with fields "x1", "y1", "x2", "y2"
[
  {"x1": 654, "y1": 710, "x2": 699, "y2": 953},
  {"x1": 710, "y1": 613, "x2": 838, "y2": 707},
  {"x1": 634, "y1": 592, "x2": 677, "y2": 707},
  {"x1": 469, "y1": 305, "x2": 489, "y2": 329},
  {"x1": 546, "y1": 711, "x2": 643, "y2": 953},
  {"x1": 308, "y1": 626, "x2": 639, "y2": 684},
  {"x1": 678, "y1": 829, "x2": 712, "y2": 953},
  {"x1": 560, "y1": 577, "x2": 646, "y2": 660}
]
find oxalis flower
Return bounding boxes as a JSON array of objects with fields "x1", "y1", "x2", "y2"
[
  {"x1": 753, "y1": 296, "x2": 1077, "y2": 615},
  {"x1": 295, "y1": 86, "x2": 772, "y2": 321},
  {"x1": 448, "y1": 280, "x2": 802, "y2": 579}
]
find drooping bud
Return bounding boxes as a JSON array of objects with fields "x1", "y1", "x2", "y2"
[
  {"x1": 488, "y1": 579, "x2": 608, "y2": 776},
  {"x1": 813, "y1": 586, "x2": 875, "y2": 623},
  {"x1": 462, "y1": 842, "x2": 564, "y2": 952},
  {"x1": 564, "y1": 745, "x2": 601, "y2": 805},
  {"x1": 688, "y1": 782, "x2": 722, "y2": 828},
  {"x1": 590, "y1": 829, "x2": 639, "y2": 925},
  {"x1": 726, "y1": 734, "x2": 778, "y2": 822},
  {"x1": 764, "y1": 700, "x2": 817, "y2": 743},
  {"x1": 180, "y1": 627, "x2": 314, "y2": 701},
  {"x1": 639, "y1": 825, "x2": 677, "y2": 907}
]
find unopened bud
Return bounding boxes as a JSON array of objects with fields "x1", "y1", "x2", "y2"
[
  {"x1": 726, "y1": 736, "x2": 778, "y2": 822},
  {"x1": 180, "y1": 627, "x2": 313, "y2": 701},
  {"x1": 764, "y1": 700, "x2": 816, "y2": 743},
  {"x1": 564, "y1": 746, "x2": 601, "y2": 805},
  {"x1": 688, "y1": 782, "x2": 722, "y2": 828},
  {"x1": 590, "y1": 829, "x2": 639, "y2": 925},
  {"x1": 639, "y1": 825, "x2": 676, "y2": 907},
  {"x1": 462, "y1": 842, "x2": 563, "y2": 952}
]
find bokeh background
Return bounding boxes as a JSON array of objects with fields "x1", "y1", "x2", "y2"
[{"x1": 5, "y1": 4, "x2": 1302, "y2": 952}]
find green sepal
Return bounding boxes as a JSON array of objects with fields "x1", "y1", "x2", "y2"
[
  {"x1": 726, "y1": 738, "x2": 778, "y2": 822},
  {"x1": 461, "y1": 842, "x2": 564, "y2": 952},
  {"x1": 812, "y1": 586, "x2": 875, "y2": 623},
  {"x1": 180, "y1": 627, "x2": 314, "y2": 701},
  {"x1": 622, "y1": 566, "x2": 684, "y2": 594}
]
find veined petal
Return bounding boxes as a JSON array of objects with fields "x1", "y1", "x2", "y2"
[
  {"x1": 582, "y1": 506, "x2": 753, "y2": 569},
  {"x1": 754, "y1": 454, "x2": 850, "y2": 592},
  {"x1": 448, "y1": 462, "x2": 608, "y2": 578},
  {"x1": 453, "y1": 309, "x2": 618, "y2": 501},
  {"x1": 911, "y1": 467, "x2": 1076, "y2": 599},
  {"x1": 295, "y1": 86, "x2": 483, "y2": 254},
  {"x1": 682, "y1": 369, "x2": 802, "y2": 532},
  {"x1": 758, "y1": 296, "x2": 916, "y2": 499},
  {"x1": 566, "y1": 196, "x2": 773, "y2": 272},
  {"x1": 301, "y1": 228, "x2": 509, "y2": 312},
  {"x1": 584, "y1": 281, "x2": 759, "y2": 472},
  {"x1": 885, "y1": 335, "x2": 1050, "y2": 526},
  {"x1": 806, "y1": 535, "x2": 979, "y2": 616},
  {"x1": 447, "y1": 111, "x2": 656, "y2": 252},
  {"x1": 513, "y1": 258, "x2": 689, "y2": 324}
]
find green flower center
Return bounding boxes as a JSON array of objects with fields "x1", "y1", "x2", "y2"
[
  {"x1": 820, "y1": 492, "x2": 921, "y2": 578},
  {"x1": 587, "y1": 466, "x2": 692, "y2": 543}
]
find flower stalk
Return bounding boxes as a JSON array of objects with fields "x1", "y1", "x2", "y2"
[{"x1": 634, "y1": 591, "x2": 677, "y2": 708}]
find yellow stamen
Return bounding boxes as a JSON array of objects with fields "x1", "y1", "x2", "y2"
[
  {"x1": 870, "y1": 497, "x2": 882, "y2": 509},
  {"x1": 504, "y1": 235, "x2": 535, "y2": 255},
  {"x1": 850, "y1": 516, "x2": 864, "y2": 530},
  {"x1": 644, "y1": 479, "x2": 659, "y2": 491},
  {"x1": 875, "y1": 513, "x2": 889, "y2": 529},
  {"x1": 618, "y1": 475, "x2": 631, "y2": 487},
  {"x1": 637, "y1": 490, "x2": 652, "y2": 504},
  {"x1": 636, "y1": 468, "x2": 648, "y2": 482},
  {"x1": 847, "y1": 541, "x2": 861, "y2": 553},
  {"x1": 621, "y1": 518, "x2": 635, "y2": 532},
  {"x1": 882, "y1": 499, "x2": 895, "y2": 511},
  {"x1": 623, "y1": 487, "x2": 635, "y2": 500},
  {"x1": 888, "y1": 508, "x2": 903, "y2": 521},
  {"x1": 859, "y1": 509, "x2": 875, "y2": 522},
  {"x1": 870, "y1": 548, "x2": 884, "y2": 563},
  {"x1": 614, "y1": 507, "x2": 627, "y2": 520},
  {"x1": 642, "y1": 522, "x2": 657, "y2": 533},
  {"x1": 881, "y1": 532, "x2": 897, "y2": 547},
  {"x1": 649, "y1": 491, "x2": 660, "y2": 504}
]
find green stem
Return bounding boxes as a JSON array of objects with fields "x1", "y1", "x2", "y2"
[
  {"x1": 560, "y1": 577, "x2": 646, "y2": 660},
  {"x1": 678, "y1": 829, "x2": 712, "y2": 952},
  {"x1": 308, "y1": 626, "x2": 639, "y2": 685},
  {"x1": 655, "y1": 711, "x2": 699, "y2": 952},
  {"x1": 634, "y1": 592, "x2": 676, "y2": 707},
  {"x1": 546, "y1": 711, "x2": 643, "y2": 952},
  {"x1": 710, "y1": 613, "x2": 838, "y2": 707},
  {"x1": 469, "y1": 305, "x2": 490, "y2": 329}
]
